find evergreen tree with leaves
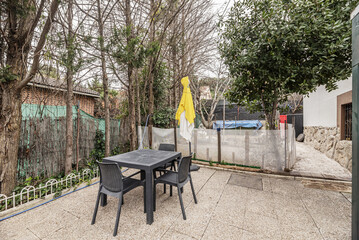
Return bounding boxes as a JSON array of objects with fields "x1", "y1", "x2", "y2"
[{"x1": 219, "y1": 0, "x2": 356, "y2": 129}]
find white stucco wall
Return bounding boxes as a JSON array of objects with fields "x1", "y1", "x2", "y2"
[{"x1": 303, "y1": 77, "x2": 352, "y2": 127}]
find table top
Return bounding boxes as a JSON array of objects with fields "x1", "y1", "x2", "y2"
[{"x1": 103, "y1": 149, "x2": 181, "y2": 170}]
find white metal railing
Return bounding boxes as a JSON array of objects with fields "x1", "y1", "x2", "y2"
[{"x1": 0, "y1": 168, "x2": 99, "y2": 213}]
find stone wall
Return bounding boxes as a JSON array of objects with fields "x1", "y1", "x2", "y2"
[{"x1": 304, "y1": 126, "x2": 352, "y2": 172}]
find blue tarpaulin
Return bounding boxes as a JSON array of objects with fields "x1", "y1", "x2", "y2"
[{"x1": 213, "y1": 120, "x2": 262, "y2": 130}]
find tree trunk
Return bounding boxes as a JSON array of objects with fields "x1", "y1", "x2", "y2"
[
  {"x1": 148, "y1": 0, "x2": 156, "y2": 149},
  {"x1": 128, "y1": 71, "x2": 137, "y2": 150},
  {"x1": 97, "y1": 0, "x2": 110, "y2": 157},
  {"x1": 0, "y1": 0, "x2": 60, "y2": 195},
  {"x1": 264, "y1": 103, "x2": 278, "y2": 130},
  {"x1": 0, "y1": 84, "x2": 22, "y2": 195},
  {"x1": 125, "y1": 0, "x2": 137, "y2": 151},
  {"x1": 135, "y1": 69, "x2": 141, "y2": 126},
  {"x1": 171, "y1": 12, "x2": 177, "y2": 111},
  {"x1": 65, "y1": 0, "x2": 74, "y2": 174}
]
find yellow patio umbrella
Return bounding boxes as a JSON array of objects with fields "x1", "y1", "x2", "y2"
[{"x1": 175, "y1": 76, "x2": 195, "y2": 143}]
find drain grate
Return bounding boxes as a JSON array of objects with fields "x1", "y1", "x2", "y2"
[{"x1": 227, "y1": 173, "x2": 263, "y2": 191}]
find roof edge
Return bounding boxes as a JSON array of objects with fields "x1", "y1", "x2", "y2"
[{"x1": 27, "y1": 82, "x2": 100, "y2": 98}]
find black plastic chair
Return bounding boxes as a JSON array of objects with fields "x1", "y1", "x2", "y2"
[
  {"x1": 153, "y1": 155, "x2": 198, "y2": 220},
  {"x1": 158, "y1": 143, "x2": 176, "y2": 152},
  {"x1": 158, "y1": 143, "x2": 177, "y2": 169},
  {"x1": 91, "y1": 161, "x2": 144, "y2": 236},
  {"x1": 155, "y1": 143, "x2": 178, "y2": 195}
]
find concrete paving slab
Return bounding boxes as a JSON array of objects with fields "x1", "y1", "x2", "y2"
[
  {"x1": 211, "y1": 184, "x2": 247, "y2": 227},
  {"x1": 293, "y1": 142, "x2": 352, "y2": 180},
  {"x1": 161, "y1": 229, "x2": 198, "y2": 240},
  {"x1": 242, "y1": 210, "x2": 281, "y2": 239},
  {"x1": 228, "y1": 174, "x2": 263, "y2": 191},
  {"x1": 201, "y1": 219, "x2": 243, "y2": 240},
  {"x1": 0, "y1": 167, "x2": 352, "y2": 240},
  {"x1": 241, "y1": 229, "x2": 275, "y2": 240},
  {"x1": 168, "y1": 170, "x2": 231, "y2": 239},
  {"x1": 245, "y1": 188, "x2": 276, "y2": 218}
]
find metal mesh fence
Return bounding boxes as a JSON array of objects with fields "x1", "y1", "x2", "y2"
[{"x1": 139, "y1": 125, "x2": 296, "y2": 173}]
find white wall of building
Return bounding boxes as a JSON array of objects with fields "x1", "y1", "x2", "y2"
[{"x1": 303, "y1": 77, "x2": 352, "y2": 127}]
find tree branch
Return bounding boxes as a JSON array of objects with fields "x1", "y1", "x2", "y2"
[{"x1": 16, "y1": 0, "x2": 60, "y2": 92}]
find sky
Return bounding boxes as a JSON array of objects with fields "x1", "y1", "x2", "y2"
[{"x1": 212, "y1": 0, "x2": 234, "y2": 18}]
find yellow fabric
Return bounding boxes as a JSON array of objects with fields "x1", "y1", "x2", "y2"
[{"x1": 175, "y1": 76, "x2": 195, "y2": 124}]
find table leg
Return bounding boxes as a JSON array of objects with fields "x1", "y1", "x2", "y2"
[
  {"x1": 145, "y1": 170, "x2": 154, "y2": 224},
  {"x1": 141, "y1": 170, "x2": 146, "y2": 213}
]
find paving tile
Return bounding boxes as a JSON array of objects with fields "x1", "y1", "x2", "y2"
[
  {"x1": 27, "y1": 209, "x2": 77, "y2": 239},
  {"x1": 242, "y1": 211, "x2": 281, "y2": 239},
  {"x1": 245, "y1": 188, "x2": 276, "y2": 218},
  {"x1": 269, "y1": 178, "x2": 303, "y2": 200},
  {"x1": 211, "y1": 185, "x2": 247, "y2": 228},
  {"x1": 241, "y1": 229, "x2": 278, "y2": 240},
  {"x1": 167, "y1": 170, "x2": 231, "y2": 239},
  {"x1": 261, "y1": 177, "x2": 272, "y2": 192},
  {"x1": 161, "y1": 229, "x2": 198, "y2": 240},
  {"x1": 201, "y1": 219, "x2": 243, "y2": 240},
  {"x1": 0, "y1": 167, "x2": 352, "y2": 240},
  {"x1": 0, "y1": 227, "x2": 40, "y2": 240},
  {"x1": 280, "y1": 229, "x2": 323, "y2": 240},
  {"x1": 228, "y1": 174, "x2": 263, "y2": 191},
  {"x1": 342, "y1": 192, "x2": 352, "y2": 203}
]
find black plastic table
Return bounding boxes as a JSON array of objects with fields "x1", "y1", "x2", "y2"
[{"x1": 102, "y1": 149, "x2": 181, "y2": 224}]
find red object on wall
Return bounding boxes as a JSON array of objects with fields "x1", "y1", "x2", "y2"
[{"x1": 280, "y1": 115, "x2": 287, "y2": 123}]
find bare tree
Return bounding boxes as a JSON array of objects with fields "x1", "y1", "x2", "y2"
[
  {"x1": 65, "y1": 0, "x2": 74, "y2": 174},
  {"x1": 192, "y1": 60, "x2": 232, "y2": 128},
  {"x1": 96, "y1": 0, "x2": 111, "y2": 156},
  {"x1": 287, "y1": 93, "x2": 303, "y2": 114}
]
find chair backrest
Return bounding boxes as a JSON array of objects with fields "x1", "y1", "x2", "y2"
[
  {"x1": 158, "y1": 143, "x2": 175, "y2": 152},
  {"x1": 177, "y1": 155, "x2": 192, "y2": 183},
  {"x1": 97, "y1": 161, "x2": 123, "y2": 192}
]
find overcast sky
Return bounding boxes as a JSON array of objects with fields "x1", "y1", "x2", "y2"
[{"x1": 212, "y1": 0, "x2": 233, "y2": 18}]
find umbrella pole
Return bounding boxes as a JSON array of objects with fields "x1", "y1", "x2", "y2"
[{"x1": 189, "y1": 141, "x2": 191, "y2": 155}]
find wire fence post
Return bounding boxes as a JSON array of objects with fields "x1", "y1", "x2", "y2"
[
  {"x1": 245, "y1": 131, "x2": 249, "y2": 165},
  {"x1": 194, "y1": 129, "x2": 198, "y2": 157},
  {"x1": 174, "y1": 122, "x2": 177, "y2": 152},
  {"x1": 217, "y1": 128, "x2": 221, "y2": 163},
  {"x1": 284, "y1": 120, "x2": 289, "y2": 172}
]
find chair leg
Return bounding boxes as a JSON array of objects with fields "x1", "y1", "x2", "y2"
[
  {"x1": 170, "y1": 185, "x2": 173, "y2": 196},
  {"x1": 163, "y1": 171, "x2": 167, "y2": 194},
  {"x1": 189, "y1": 175, "x2": 198, "y2": 204},
  {"x1": 113, "y1": 193, "x2": 123, "y2": 237},
  {"x1": 177, "y1": 187, "x2": 186, "y2": 220},
  {"x1": 91, "y1": 190, "x2": 101, "y2": 225}
]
